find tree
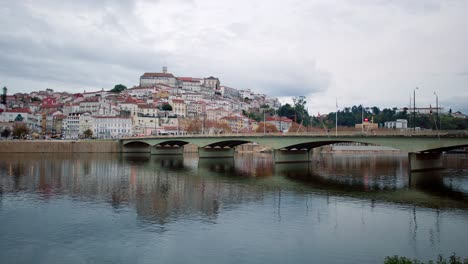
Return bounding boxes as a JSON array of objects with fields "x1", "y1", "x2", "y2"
[
  {"x1": 288, "y1": 122, "x2": 307, "y2": 133},
  {"x1": 1, "y1": 127, "x2": 11, "y2": 138},
  {"x1": 83, "y1": 129, "x2": 93, "y2": 139},
  {"x1": 12, "y1": 123, "x2": 30, "y2": 139},
  {"x1": 161, "y1": 104, "x2": 173, "y2": 111},
  {"x1": 110, "y1": 84, "x2": 127, "y2": 93},
  {"x1": 185, "y1": 118, "x2": 202, "y2": 134},
  {"x1": 31, "y1": 97, "x2": 42, "y2": 103},
  {"x1": 1, "y1": 86, "x2": 6, "y2": 105},
  {"x1": 277, "y1": 96, "x2": 311, "y2": 126},
  {"x1": 255, "y1": 122, "x2": 278, "y2": 133},
  {"x1": 205, "y1": 120, "x2": 232, "y2": 134}
]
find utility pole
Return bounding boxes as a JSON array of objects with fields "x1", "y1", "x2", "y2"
[
  {"x1": 434, "y1": 91, "x2": 439, "y2": 139},
  {"x1": 361, "y1": 104, "x2": 364, "y2": 133},
  {"x1": 335, "y1": 98, "x2": 338, "y2": 137},
  {"x1": 413, "y1": 87, "x2": 419, "y2": 134},
  {"x1": 263, "y1": 110, "x2": 266, "y2": 135}
]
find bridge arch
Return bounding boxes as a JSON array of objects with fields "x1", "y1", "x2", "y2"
[{"x1": 122, "y1": 141, "x2": 151, "y2": 153}]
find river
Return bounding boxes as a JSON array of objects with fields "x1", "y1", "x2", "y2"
[{"x1": 0, "y1": 152, "x2": 467, "y2": 263}]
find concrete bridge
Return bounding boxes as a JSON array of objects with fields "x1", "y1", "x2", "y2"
[{"x1": 119, "y1": 133, "x2": 468, "y2": 171}]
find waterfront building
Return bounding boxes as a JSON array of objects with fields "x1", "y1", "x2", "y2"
[
  {"x1": 94, "y1": 116, "x2": 132, "y2": 139},
  {"x1": 0, "y1": 108, "x2": 42, "y2": 133},
  {"x1": 79, "y1": 112, "x2": 94, "y2": 135},
  {"x1": 63, "y1": 113, "x2": 83, "y2": 139}
]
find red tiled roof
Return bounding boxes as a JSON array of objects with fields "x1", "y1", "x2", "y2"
[
  {"x1": 141, "y1": 72, "x2": 175, "y2": 78},
  {"x1": 94, "y1": 116, "x2": 131, "y2": 119},
  {"x1": 41, "y1": 104, "x2": 63, "y2": 108},
  {"x1": 122, "y1": 96, "x2": 138, "y2": 104},
  {"x1": 266, "y1": 116, "x2": 292, "y2": 122},
  {"x1": 178, "y1": 77, "x2": 201, "y2": 82},
  {"x1": 6, "y1": 108, "x2": 32, "y2": 114},
  {"x1": 138, "y1": 104, "x2": 158, "y2": 109},
  {"x1": 81, "y1": 97, "x2": 100, "y2": 103}
]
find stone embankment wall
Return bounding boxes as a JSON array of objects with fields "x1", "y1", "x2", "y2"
[{"x1": 0, "y1": 140, "x2": 120, "y2": 153}]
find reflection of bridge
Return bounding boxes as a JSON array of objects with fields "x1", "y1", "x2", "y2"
[{"x1": 120, "y1": 134, "x2": 468, "y2": 171}]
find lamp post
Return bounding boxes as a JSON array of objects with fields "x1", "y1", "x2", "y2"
[
  {"x1": 361, "y1": 104, "x2": 364, "y2": 133},
  {"x1": 335, "y1": 98, "x2": 338, "y2": 137},
  {"x1": 263, "y1": 110, "x2": 266, "y2": 135},
  {"x1": 413, "y1": 87, "x2": 419, "y2": 134},
  {"x1": 434, "y1": 92, "x2": 438, "y2": 129}
]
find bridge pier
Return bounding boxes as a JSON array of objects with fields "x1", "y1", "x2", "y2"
[
  {"x1": 408, "y1": 152, "x2": 444, "y2": 172},
  {"x1": 151, "y1": 146, "x2": 184, "y2": 155},
  {"x1": 273, "y1": 149, "x2": 311, "y2": 163},
  {"x1": 198, "y1": 148, "x2": 235, "y2": 158},
  {"x1": 198, "y1": 147, "x2": 235, "y2": 158},
  {"x1": 122, "y1": 145, "x2": 150, "y2": 153}
]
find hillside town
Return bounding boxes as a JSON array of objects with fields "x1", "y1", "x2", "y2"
[{"x1": 0, "y1": 67, "x2": 288, "y2": 139}]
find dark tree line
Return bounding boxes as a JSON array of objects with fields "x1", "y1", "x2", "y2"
[
  {"x1": 277, "y1": 96, "x2": 311, "y2": 126},
  {"x1": 321, "y1": 105, "x2": 468, "y2": 130}
]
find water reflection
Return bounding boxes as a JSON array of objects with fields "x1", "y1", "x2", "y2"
[
  {"x1": 1, "y1": 153, "x2": 468, "y2": 263},
  {"x1": 1, "y1": 153, "x2": 467, "y2": 214}
]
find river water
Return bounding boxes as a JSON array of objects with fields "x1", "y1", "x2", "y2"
[{"x1": 0, "y1": 152, "x2": 467, "y2": 263}]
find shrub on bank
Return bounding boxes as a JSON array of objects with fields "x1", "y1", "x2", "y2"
[{"x1": 384, "y1": 253, "x2": 466, "y2": 264}]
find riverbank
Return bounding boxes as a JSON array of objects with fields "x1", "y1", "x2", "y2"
[
  {"x1": 0, "y1": 141, "x2": 406, "y2": 154},
  {"x1": 0, "y1": 140, "x2": 120, "y2": 153}
]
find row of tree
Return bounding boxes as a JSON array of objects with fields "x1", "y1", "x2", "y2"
[{"x1": 251, "y1": 97, "x2": 467, "y2": 130}]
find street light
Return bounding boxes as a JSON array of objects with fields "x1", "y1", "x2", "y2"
[
  {"x1": 434, "y1": 91, "x2": 440, "y2": 133},
  {"x1": 413, "y1": 87, "x2": 419, "y2": 134},
  {"x1": 361, "y1": 104, "x2": 364, "y2": 133},
  {"x1": 335, "y1": 98, "x2": 338, "y2": 137},
  {"x1": 263, "y1": 110, "x2": 266, "y2": 135}
]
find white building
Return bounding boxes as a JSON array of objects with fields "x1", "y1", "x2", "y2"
[
  {"x1": 266, "y1": 116, "x2": 293, "y2": 132},
  {"x1": 203, "y1": 76, "x2": 220, "y2": 90},
  {"x1": 384, "y1": 119, "x2": 408, "y2": 129},
  {"x1": 0, "y1": 108, "x2": 42, "y2": 132},
  {"x1": 63, "y1": 113, "x2": 82, "y2": 139},
  {"x1": 125, "y1": 86, "x2": 157, "y2": 98},
  {"x1": 79, "y1": 97, "x2": 101, "y2": 115},
  {"x1": 94, "y1": 116, "x2": 132, "y2": 139},
  {"x1": 140, "y1": 67, "x2": 177, "y2": 87},
  {"x1": 79, "y1": 113, "x2": 94, "y2": 135},
  {"x1": 178, "y1": 77, "x2": 203, "y2": 92}
]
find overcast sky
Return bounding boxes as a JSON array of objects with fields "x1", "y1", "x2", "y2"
[{"x1": 1, "y1": 0, "x2": 467, "y2": 114}]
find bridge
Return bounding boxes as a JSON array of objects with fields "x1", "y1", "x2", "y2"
[{"x1": 119, "y1": 132, "x2": 468, "y2": 171}]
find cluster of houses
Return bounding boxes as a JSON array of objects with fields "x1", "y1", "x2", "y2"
[{"x1": 0, "y1": 67, "x2": 293, "y2": 139}]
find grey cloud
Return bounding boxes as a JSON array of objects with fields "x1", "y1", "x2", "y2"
[{"x1": 0, "y1": 0, "x2": 169, "y2": 90}]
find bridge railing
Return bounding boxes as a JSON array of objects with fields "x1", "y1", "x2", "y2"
[{"x1": 121, "y1": 129, "x2": 467, "y2": 139}]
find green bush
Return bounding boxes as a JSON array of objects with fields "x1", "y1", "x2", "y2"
[{"x1": 384, "y1": 254, "x2": 465, "y2": 264}]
